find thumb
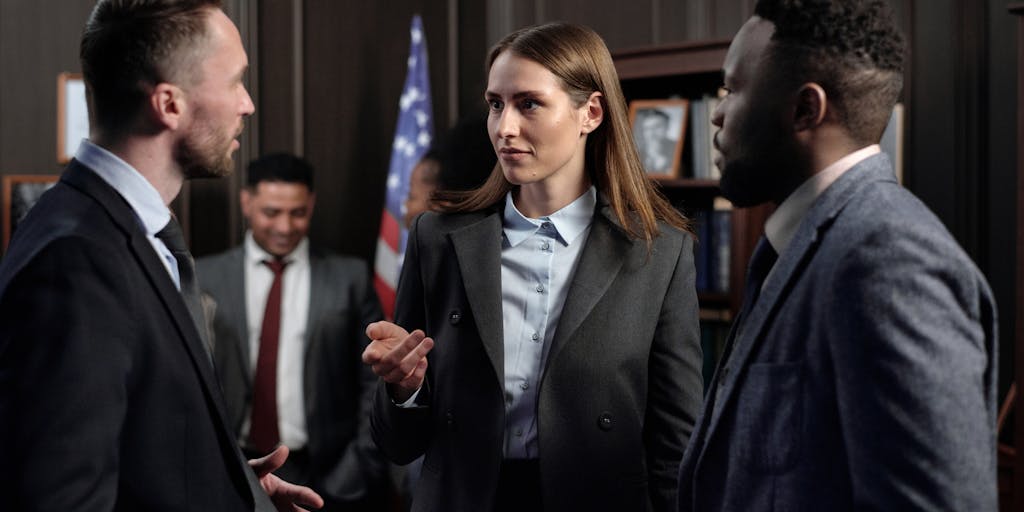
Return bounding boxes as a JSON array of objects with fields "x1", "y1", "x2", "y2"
[{"x1": 248, "y1": 444, "x2": 289, "y2": 477}]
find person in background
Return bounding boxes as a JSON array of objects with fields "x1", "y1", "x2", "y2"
[
  {"x1": 362, "y1": 22, "x2": 702, "y2": 511},
  {"x1": 677, "y1": 1, "x2": 998, "y2": 510},
  {"x1": 403, "y1": 111, "x2": 498, "y2": 229},
  {"x1": 197, "y1": 153, "x2": 388, "y2": 511},
  {"x1": 0, "y1": 1, "x2": 321, "y2": 510}
]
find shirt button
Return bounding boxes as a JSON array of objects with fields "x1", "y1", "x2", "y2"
[
  {"x1": 531, "y1": 332, "x2": 540, "y2": 342},
  {"x1": 541, "y1": 221, "x2": 551, "y2": 229},
  {"x1": 540, "y1": 241, "x2": 550, "y2": 251},
  {"x1": 535, "y1": 284, "x2": 544, "y2": 293},
  {"x1": 515, "y1": 428, "x2": 523, "y2": 437},
  {"x1": 520, "y1": 381, "x2": 529, "y2": 390}
]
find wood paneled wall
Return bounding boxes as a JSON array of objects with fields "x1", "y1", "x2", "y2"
[{"x1": 0, "y1": 0, "x2": 1017, "y2": 398}]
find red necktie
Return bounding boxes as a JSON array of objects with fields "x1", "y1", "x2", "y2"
[{"x1": 248, "y1": 258, "x2": 288, "y2": 453}]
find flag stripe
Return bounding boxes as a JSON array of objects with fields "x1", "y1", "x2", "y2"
[{"x1": 373, "y1": 14, "x2": 433, "y2": 320}]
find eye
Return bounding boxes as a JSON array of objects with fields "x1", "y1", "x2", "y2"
[
  {"x1": 520, "y1": 98, "x2": 539, "y2": 110},
  {"x1": 488, "y1": 99, "x2": 504, "y2": 111}
]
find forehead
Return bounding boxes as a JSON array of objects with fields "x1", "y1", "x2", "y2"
[
  {"x1": 486, "y1": 51, "x2": 562, "y2": 95},
  {"x1": 250, "y1": 181, "x2": 311, "y2": 203},
  {"x1": 723, "y1": 17, "x2": 775, "y2": 83},
  {"x1": 198, "y1": 9, "x2": 247, "y2": 72}
]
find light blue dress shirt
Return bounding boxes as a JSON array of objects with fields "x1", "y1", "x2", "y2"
[
  {"x1": 74, "y1": 140, "x2": 178, "y2": 288},
  {"x1": 501, "y1": 186, "x2": 596, "y2": 459}
]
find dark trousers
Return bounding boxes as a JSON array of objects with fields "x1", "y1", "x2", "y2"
[{"x1": 494, "y1": 459, "x2": 543, "y2": 512}]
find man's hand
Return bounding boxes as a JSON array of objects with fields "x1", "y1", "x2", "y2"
[
  {"x1": 248, "y1": 446, "x2": 324, "y2": 511},
  {"x1": 362, "y1": 321, "x2": 434, "y2": 402}
]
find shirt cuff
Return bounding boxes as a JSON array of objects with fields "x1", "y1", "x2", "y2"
[{"x1": 393, "y1": 386, "x2": 422, "y2": 408}]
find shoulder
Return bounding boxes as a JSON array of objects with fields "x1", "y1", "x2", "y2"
[{"x1": 195, "y1": 246, "x2": 243, "y2": 276}]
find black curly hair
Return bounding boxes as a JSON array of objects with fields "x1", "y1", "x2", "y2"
[{"x1": 754, "y1": 0, "x2": 905, "y2": 145}]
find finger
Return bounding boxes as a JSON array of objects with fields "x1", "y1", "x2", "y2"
[
  {"x1": 378, "y1": 330, "x2": 425, "y2": 371},
  {"x1": 399, "y1": 356, "x2": 429, "y2": 389},
  {"x1": 249, "y1": 445, "x2": 288, "y2": 477},
  {"x1": 382, "y1": 336, "x2": 433, "y2": 383}
]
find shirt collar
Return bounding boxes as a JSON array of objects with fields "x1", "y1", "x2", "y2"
[
  {"x1": 75, "y1": 139, "x2": 171, "y2": 236},
  {"x1": 244, "y1": 231, "x2": 309, "y2": 266},
  {"x1": 502, "y1": 186, "x2": 596, "y2": 248},
  {"x1": 765, "y1": 145, "x2": 880, "y2": 255}
]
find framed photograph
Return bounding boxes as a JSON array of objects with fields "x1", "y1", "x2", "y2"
[
  {"x1": 57, "y1": 72, "x2": 89, "y2": 164},
  {"x1": 3, "y1": 175, "x2": 59, "y2": 252},
  {"x1": 629, "y1": 99, "x2": 689, "y2": 179}
]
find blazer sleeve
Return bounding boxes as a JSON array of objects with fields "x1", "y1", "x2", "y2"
[
  {"x1": 0, "y1": 237, "x2": 137, "y2": 510},
  {"x1": 829, "y1": 225, "x2": 997, "y2": 510},
  {"x1": 646, "y1": 232, "x2": 704, "y2": 511},
  {"x1": 369, "y1": 213, "x2": 433, "y2": 465}
]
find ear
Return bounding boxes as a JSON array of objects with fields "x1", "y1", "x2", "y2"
[
  {"x1": 150, "y1": 82, "x2": 186, "y2": 130},
  {"x1": 793, "y1": 82, "x2": 827, "y2": 131},
  {"x1": 306, "y1": 191, "x2": 317, "y2": 215},
  {"x1": 580, "y1": 91, "x2": 604, "y2": 135},
  {"x1": 239, "y1": 188, "x2": 253, "y2": 219}
]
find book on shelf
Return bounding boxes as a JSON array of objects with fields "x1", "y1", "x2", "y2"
[
  {"x1": 691, "y1": 197, "x2": 732, "y2": 295},
  {"x1": 879, "y1": 102, "x2": 904, "y2": 184},
  {"x1": 687, "y1": 94, "x2": 722, "y2": 180}
]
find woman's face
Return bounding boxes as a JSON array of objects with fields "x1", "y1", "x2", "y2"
[{"x1": 485, "y1": 51, "x2": 596, "y2": 195}]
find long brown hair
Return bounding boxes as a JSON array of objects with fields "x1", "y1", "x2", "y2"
[{"x1": 437, "y1": 22, "x2": 690, "y2": 243}]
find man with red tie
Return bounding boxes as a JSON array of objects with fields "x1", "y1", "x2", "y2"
[{"x1": 198, "y1": 153, "x2": 388, "y2": 511}]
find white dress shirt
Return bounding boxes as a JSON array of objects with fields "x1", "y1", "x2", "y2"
[
  {"x1": 74, "y1": 140, "x2": 178, "y2": 287},
  {"x1": 239, "y1": 232, "x2": 312, "y2": 449},
  {"x1": 763, "y1": 145, "x2": 881, "y2": 283}
]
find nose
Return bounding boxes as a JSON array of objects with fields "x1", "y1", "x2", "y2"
[
  {"x1": 272, "y1": 214, "x2": 292, "y2": 234},
  {"x1": 710, "y1": 98, "x2": 724, "y2": 128},
  {"x1": 240, "y1": 84, "x2": 255, "y2": 116},
  {"x1": 494, "y1": 108, "x2": 519, "y2": 139}
]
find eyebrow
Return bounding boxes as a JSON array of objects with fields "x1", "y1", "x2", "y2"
[{"x1": 484, "y1": 89, "x2": 547, "y2": 100}]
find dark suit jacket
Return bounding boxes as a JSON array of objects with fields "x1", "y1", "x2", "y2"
[
  {"x1": 197, "y1": 245, "x2": 387, "y2": 503},
  {"x1": 0, "y1": 160, "x2": 273, "y2": 510},
  {"x1": 372, "y1": 200, "x2": 704, "y2": 512},
  {"x1": 677, "y1": 154, "x2": 998, "y2": 511}
]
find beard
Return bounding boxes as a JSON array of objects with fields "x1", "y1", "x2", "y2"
[
  {"x1": 175, "y1": 117, "x2": 239, "y2": 179},
  {"x1": 717, "y1": 131, "x2": 805, "y2": 208}
]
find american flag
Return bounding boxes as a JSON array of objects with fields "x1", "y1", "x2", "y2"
[{"x1": 374, "y1": 15, "x2": 433, "y2": 320}]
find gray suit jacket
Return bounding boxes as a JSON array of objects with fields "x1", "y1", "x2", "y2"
[
  {"x1": 372, "y1": 199, "x2": 704, "y2": 512},
  {"x1": 678, "y1": 154, "x2": 998, "y2": 511},
  {"x1": 197, "y1": 245, "x2": 387, "y2": 503}
]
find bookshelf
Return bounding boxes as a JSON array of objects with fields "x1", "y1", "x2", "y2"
[{"x1": 612, "y1": 40, "x2": 772, "y2": 388}]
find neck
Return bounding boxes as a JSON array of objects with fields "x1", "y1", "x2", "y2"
[
  {"x1": 514, "y1": 175, "x2": 590, "y2": 218},
  {"x1": 94, "y1": 133, "x2": 184, "y2": 206}
]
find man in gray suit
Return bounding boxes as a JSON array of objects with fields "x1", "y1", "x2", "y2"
[
  {"x1": 677, "y1": 1, "x2": 998, "y2": 510},
  {"x1": 198, "y1": 153, "x2": 388, "y2": 511}
]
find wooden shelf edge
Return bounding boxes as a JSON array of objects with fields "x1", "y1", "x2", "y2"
[{"x1": 612, "y1": 40, "x2": 731, "y2": 79}]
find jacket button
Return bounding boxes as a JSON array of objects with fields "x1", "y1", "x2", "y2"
[
  {"x1": 445, "y1": 410, "x2": 454, "y2": 427},
  {"x1": 597, "y1": 412, "x2": 613, "y2": 431},
  {"x1": 449, "y1": 310, "x2": 461, "y2": 325}
]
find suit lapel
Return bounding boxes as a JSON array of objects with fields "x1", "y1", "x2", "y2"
[
  {"x1": 226, "y1": 247, "x2": 252, "y2": 386},
  {"x1": 449, "y1": 212, "x2": 506, "y2": 386},
  {"x1": 546, "y1": 205, "x2": 629, "y2": 370},
  {"x1": 304, "y1": 250, "x2": 330, "y2": 417},
  {"x1": 698, "y1": 154, "x2": 898, "y2": 453}
]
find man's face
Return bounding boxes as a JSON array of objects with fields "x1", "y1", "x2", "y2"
[
  {"x1": 241, "y1": 181, "x2": 314, "y2": 258},
  {"x1": 640, "y1": 113, "x2": 669, "y2": 144},
  {"x1": 713, "y1": 17, "x2": 801, "y2": 207},
  {"x1": 176, "y1": 9, "x2": 255, "y2": 179}
]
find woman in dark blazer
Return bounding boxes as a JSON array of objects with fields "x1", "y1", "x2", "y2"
[{"x1": 362, "y1": 22, "x2": 703, "y2": 512}]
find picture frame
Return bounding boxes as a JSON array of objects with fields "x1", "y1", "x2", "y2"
[
  {"x1": 3, "y1": 175, "x2": 59, "y2": 252},
  {"x1": 57, "y1": 72, "x2": 89, "y2": 164},
  {"x1": 628, "y1": 99, "x2": 689, "y2": 179}
]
